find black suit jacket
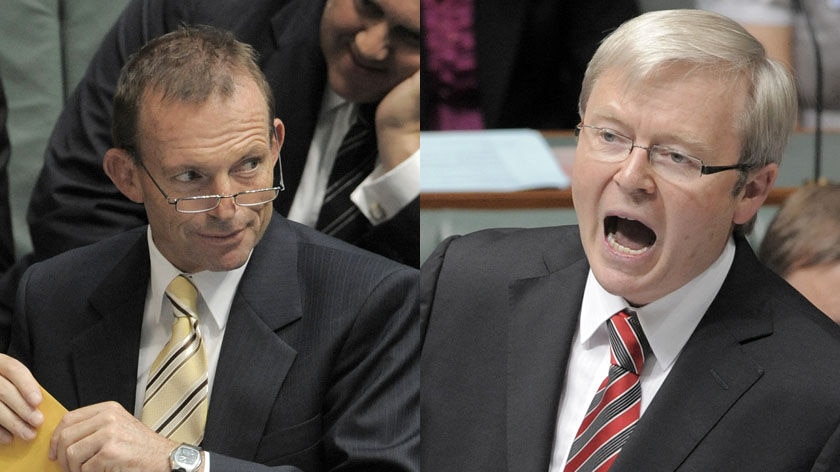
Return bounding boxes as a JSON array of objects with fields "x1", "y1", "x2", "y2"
[
  {"x1": 24, "y1": 0, "x2": 418, "y2": 269},
  {"x1": 0, "y1": 76, "x2": 13, "y2": 273},
  {"x1": 420, "y1": 0, "x2": 639, "y2": 130},
  {"x1": 10, "y1": 215, "x2": 421, "y2": 471},
  {"x1": 420, "y1": 225, "x2": 840, "y2": 471}
]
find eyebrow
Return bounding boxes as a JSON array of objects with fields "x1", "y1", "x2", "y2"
[{"x1": 587, "y1": 110, "x2": 715, "y2": 156}]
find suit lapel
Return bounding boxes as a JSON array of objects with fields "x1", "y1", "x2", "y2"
[
  {"x1": 507, "y1": 250, "x2": 589, "y2": 472},
  {"x1": 202, "y1": 217, "x2": 302, "y2": 458},
  {"x1": 71, "y1": 233, "x2": 149, "y2": 411},
  {"x1": 614, "y1": 237, "x2": 771, "y2": 470}
]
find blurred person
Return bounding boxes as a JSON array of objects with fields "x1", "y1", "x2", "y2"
[
  {"x1": 697, "y1": 0, "x2": 840, "y2": 128},
  {"x1": 421, "y1": 9, "x2": 840, "y2": 471},
  {"x1": 0, "y1": 26, "x2": 420, "y2": 472},
  {"x1": 759, "y1": 182, "x2": 840, "y2": 323},
  {"x1": 421, "y1": 0, "x2": 639, "y2": 130}
]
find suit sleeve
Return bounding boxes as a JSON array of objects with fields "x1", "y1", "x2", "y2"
[
  {"x1": 358, "y1": 197, "x2": 419, "y2": 268},
  {"x1": 323, "y1": 265, "x2": 422, "y2": 471},
  {"x1": 812, "y1": 420, "x2": 840, "y2": 471}
]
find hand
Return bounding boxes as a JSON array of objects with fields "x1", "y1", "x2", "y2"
[
  {"x1": 375, "y1": 69, "x2": 420, "y2": 171},
  {"x1": 49, "y1": 401, "x2": 178, "y2": 472},
  {"x1": 0, "y1": 354, "x2": 44, "y2": 443}
]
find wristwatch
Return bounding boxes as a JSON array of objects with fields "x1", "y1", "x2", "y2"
[{"x1": 170, "y1": 443, "x2": 203, "y2": 472}]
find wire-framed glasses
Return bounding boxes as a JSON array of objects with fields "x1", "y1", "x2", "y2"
[
  {"x1": 130, "y1": 130, "x2": 285, "y2": 214},
  {"x1": 575, "y1": 124, "x2": 750, "y2": 184}
]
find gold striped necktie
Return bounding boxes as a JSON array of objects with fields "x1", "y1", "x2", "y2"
[{"x1": 141, "y1": 274, "x2": 209, "y2": 445}]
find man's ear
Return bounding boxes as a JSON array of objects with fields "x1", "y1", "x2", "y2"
[
  {"x1": 733, "y1": 163, "x2": 778, "y2": 225},
  {"x1": 103, "y1": 148, "x2": 145, "y2": 204},
  {"x1": 272, "y1": 118, "x2": 285, "y2": 165}
]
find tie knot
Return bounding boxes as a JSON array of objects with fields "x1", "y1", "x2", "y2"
[
  {"x1": 607, "y1": 310, "x2": 650, "y2": 375},
  {"x1": 166, "y1": 275, "x2": 200, "y2": 319}
]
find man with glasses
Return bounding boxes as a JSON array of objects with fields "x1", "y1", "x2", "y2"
[
  {"x1": 421, "y1": 9, "x2": 840, "y2": 471},
  {"x1": 0, "y1": 0, "x2": 419, "y2": 330},
  {"x1": 0, "y1": 26, "x2": 419, "y2": 472}
]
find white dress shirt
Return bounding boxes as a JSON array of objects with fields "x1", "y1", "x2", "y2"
[
  {"x1": 548, "y1": 237, "x2": 737, "y2": 470},
  {"x1": 135, "y1": 227, "x2": 249, "y2": 468},
  {"x1": 286, "y1": 87, "x2": 419, "y2": 227}
]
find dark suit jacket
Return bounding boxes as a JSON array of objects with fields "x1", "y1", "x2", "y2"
[
  {"x1": 420, "y1": 225, "x2": 840, "y2": 471},
  {"x1": 0, "y1": 76, "x2": 13, "y2": 273},
  {"x1": 24, "y1": 0, "x2": 418, "y2": 269},
  {"x1": 9, "y1": 215, "x2": 421, "y2": 471},
  {"x1": 420, "y1": 0, "x2": 639, "y2": 130}
]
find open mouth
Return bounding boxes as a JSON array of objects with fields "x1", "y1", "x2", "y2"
[{"x1": 605, "y1": 216, "x2": 656, "y2": 255}]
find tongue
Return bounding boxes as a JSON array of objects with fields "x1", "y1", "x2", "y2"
[{"x1": 612, "y1": 218, "x2": 656, "y2": 251}]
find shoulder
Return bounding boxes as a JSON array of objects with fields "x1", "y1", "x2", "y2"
[
  {"x1": 256, "y1": 215, "x2": 417, "y2": 289},
  {"x1": 722, "y1": 236, "x2": 840, "y2": 360},
  {"x1": 25, "y1": 229, "x2": 149, "y2": 290},
  {"x1": 426, "y1": 225, "x2": 583, "y2": 275}
]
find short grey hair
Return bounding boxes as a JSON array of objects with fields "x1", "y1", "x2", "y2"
[{"x1": 112, "y1": 25, "x2": 275, "y2": 160}]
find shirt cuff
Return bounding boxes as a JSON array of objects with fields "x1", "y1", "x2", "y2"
[{"x1": 351, "y1": 148, "x2": 420, "y2": 224}]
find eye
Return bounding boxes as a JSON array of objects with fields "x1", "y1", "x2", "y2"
[
  {"x1": 666, "y1": 150, "x2": 690, "y2": 164},
  {"x1": 597, "y1": 128, "x2": 624, "y2": 145},
  {"x1": 233, "y1": 157, "x2": 261, "y2": 174},
  {"x1": 174, "y1": 169, "x2": 203, "y2": 183},
  {"x1": 391, "y1": 25, "x2": 420, "y2": 49},
  {"x1": 653, "y1": 147, "x2": 693, "y2": 165}
]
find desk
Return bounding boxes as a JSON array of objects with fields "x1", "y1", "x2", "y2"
[
  {"x1": 421, "y1": 187, "x2": 797, "y2": 209},
  {"x1": 420, "y1": 130, "x2": 840, "y2": 262}
]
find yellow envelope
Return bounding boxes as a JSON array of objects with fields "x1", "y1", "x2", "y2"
[{"x1": 0, "y1": 386, "x2": 66, "y2": 471}]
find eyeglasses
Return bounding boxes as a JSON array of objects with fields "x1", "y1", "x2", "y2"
[
  {"x1": 131, "y1": 130, "x2": 285, "y2": 213},
  {"x1": 575, "y1": 124, "x2": 750, "y2": 184},
  {"x1": 139, "y1": 160, "x2": 283, "y2": 213}
]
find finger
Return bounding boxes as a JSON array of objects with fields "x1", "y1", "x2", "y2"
[
  {"x1": 49, "y1": 401, "x2": 123, "y2": 461},
  {"x1": 0, "y1": 354, "x2": 42, "y2": 407},
  {"x1": 0, "y1": 426, "x2": 14, "y2": 444},
  {"x1": 0, "y1": 399, "x2": 39, "y2": 441}
]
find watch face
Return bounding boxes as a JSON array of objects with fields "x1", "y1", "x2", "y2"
[{"x1": 173, "y1": 445, "x2": 202, "y2": 470}]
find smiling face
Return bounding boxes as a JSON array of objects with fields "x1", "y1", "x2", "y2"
[
  {"x1": 320, "y1": 0, "x2": 420, "y2": 104},
  {"x1": 573, "y1": 65, "x2": 775, "y2": 306},
  {"x1": 124, "y1": 77, "x2": 281, "y2": 273}
]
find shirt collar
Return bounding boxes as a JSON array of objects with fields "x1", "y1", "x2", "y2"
[
  {"x1": 147, "y1": 227, "x2": 249, "y2": 331},
  {"x1": 579, "y1": 236, "x2": 737, "y2": 371},
  {"x1": 322, "y1": 86, "x2": 352, "y2": 114}
]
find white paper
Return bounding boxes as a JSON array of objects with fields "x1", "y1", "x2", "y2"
[{"x1": 420, "y1": 129, "x2": 570, "y2": 192}]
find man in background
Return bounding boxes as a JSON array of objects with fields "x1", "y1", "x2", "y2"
[{"x1": 760, "y1": 182, "x2": 840, "y2": 323}]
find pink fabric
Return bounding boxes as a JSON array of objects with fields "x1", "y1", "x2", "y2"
[{"x1": 423, "y1": 0, "x2": 484, "y2": 130}]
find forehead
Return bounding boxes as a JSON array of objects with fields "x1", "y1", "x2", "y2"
[
  {"x1": 137, "y1": 80, "x2": 270, "y2": 162},
  {"x1": 587, "y1": 65, "x2": 747, "y2": 143}
]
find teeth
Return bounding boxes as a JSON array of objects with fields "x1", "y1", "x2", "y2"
[{"x1": 608, "y1": 232, "x2": 650, "y2": 255}]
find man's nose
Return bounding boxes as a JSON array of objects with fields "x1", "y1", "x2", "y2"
[{"x1": 355, "y1": 22, "x2": 389, "y2": 62}]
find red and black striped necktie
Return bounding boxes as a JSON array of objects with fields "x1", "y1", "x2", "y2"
[{"x1": 564, "y1": 310, "x2": 650, "y2": 472}]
